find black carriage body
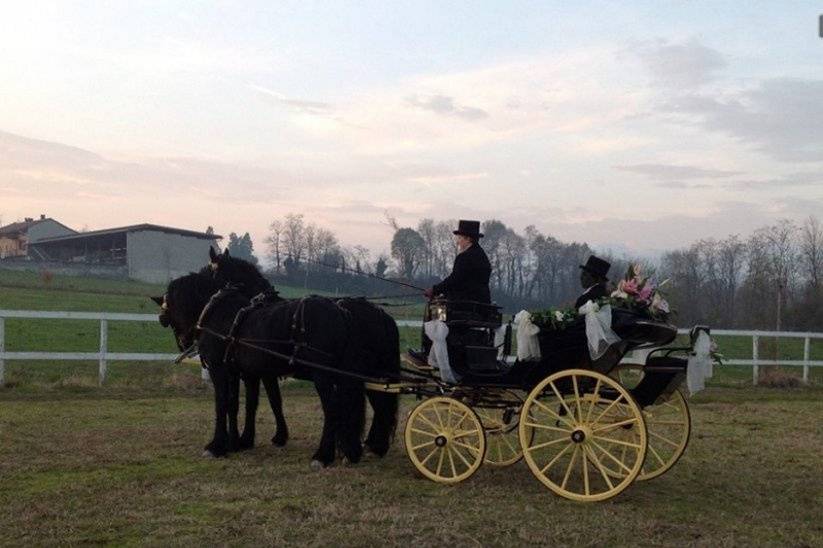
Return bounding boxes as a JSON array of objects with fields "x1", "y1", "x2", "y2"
[{"x1": 425, "y1": 298, "x2": 691, "y2": 408}]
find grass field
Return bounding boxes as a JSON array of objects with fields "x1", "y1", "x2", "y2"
[
  {"x1": 1, "y1": 381, "x2": 822, "y2": 545},
  {"x1": 1, "y1": 269, "x2": 823, "y2": 545}
]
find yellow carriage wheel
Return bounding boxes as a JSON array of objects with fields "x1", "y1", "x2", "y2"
[
  {"x1": 605, "y1": 364, "x2": 691, "y2": 481},
  {"x1": 475, "y1": 405, "x2": 527, "y2": 467},
  {"x1": 519, "y1": 369, "x2": 647, "y2": 502},
  {"x1": 404, "y1": 397, "x2": 486, "y2": 484}
]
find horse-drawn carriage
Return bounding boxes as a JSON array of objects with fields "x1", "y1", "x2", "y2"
[{"x1": 372, "y1": 297, "x2": 707, "y2": 502}]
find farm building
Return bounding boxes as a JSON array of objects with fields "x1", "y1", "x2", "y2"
[
  {"x1": 28, "y1": 224, "x2": 222, "y2": 283},
  {"x1": 0, "y1": 215, "x2": 77, "y2": 258}
]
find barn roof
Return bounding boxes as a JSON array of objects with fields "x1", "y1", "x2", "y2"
[
  {"x1": 0, "y1": 217, "x2": 76, "y2": 236},
  {"x1": 32, "y1": 223, "x2": 222, "y2": 244}
]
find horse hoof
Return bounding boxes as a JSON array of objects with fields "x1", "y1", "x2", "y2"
[
  {"x1": 310, "y1": 460, "x2": 325, "y2": 472},
  {"x1": 202, "y1": 449, "x2": 218, "y2": 458},
  {"x1": 340, "y1": 457, "x2": 351, "y2": 467}
]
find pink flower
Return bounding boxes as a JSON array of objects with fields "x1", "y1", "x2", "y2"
[
  {"x1": 638, "y1": 284, "x2": 653, "y2": 302},
  {"x1": 620, "y1": 278, "x2": 639, "y2": 295}
]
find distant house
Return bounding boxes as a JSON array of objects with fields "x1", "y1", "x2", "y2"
[
  {"x1": 0, "y1": 215, "x2": 76, "y2": 259},
  {"x1": 28, "y1": 223, "x2": 222, "y2": 283}
]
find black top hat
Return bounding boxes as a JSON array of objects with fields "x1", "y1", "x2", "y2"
[
  {"x1": 453, "y1": 220, "x2": 484, "y2": 238},
  {"x1": 580, "y1": 255, "x2": 611, "y2": 280}
]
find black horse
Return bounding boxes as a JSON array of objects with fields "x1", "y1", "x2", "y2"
[
  {"x1": 160, "y1": 271, "x2": 367, "y2": 466},
  {"x1": 208, "y1": 248, "x2": 400, "y2": 457},
  {"x1": 152, "y1": 270, "x2": 288, "y2": 452}
]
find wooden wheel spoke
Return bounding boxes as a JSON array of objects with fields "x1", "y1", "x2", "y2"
[
  {"x1": 584, "y1": 445, "x2": 615, "y2": 490},
  {"x1": 526, "y1": 436, "x2": 569, "y2": 452},
  {"x1": 530, "y1": 399, "x2": 575, "y2": 429},
  {"x1": 592, "y1": 395, "x2": 626, "y2": 425},
  {"x1": 649, "y1": 430, "x2": 680, "y2": 448},
  {"x1": 572, "y1": 375, "x2": 583, "y2": 423},
  {"x1": 412, "y1": 440, "x2": 435, "y2": 451},
  {"x1": 591, "y1": 434, "x2": 642, "y2": 450},
  {"x1": 450, "y1": 444, "x2": 474, "y2": 469},
  {"x1": 589, "y1": 439, "x2": 634, "y2": 474},
  {"x1": 452, "y1": 429, "x2": 480, "y2": 440},
  {"x1": 648, "y1": 442, "x2": 667, "y2": 466},
  {"x1": 540, "y1": 441, "x2": 573, "y2": 474},
  {"x1": 410, "y1": 428, "x2": 438, "y2": 438},
  {"x1": 522, "y1": 421, "x2": 572, "y2": 433},
  {"x1": 435, "y1": 447, "x2": 446, "y2": 476},
  {"x1": 419, "y1": 446, "x2": 439, "y2": 466},
  {"x1": 584, "y1": 379, "x2": 602, "y2": 423},
  {"x1": 561, "y1": 446, "x2": 579, "y2": 490},
  {"x1": 502, "y1": 431, "x2": 518, "y2": 455},
  {"x1": 432, "y1": 405, "x2": 445, "y2": 429},
  {"x1": 447, "y1": 446, "x2": 458, "y2": 477},
  {"x1": 592, "y1": 417, "x2": 639, "y2": 433},
  {"x1": 581, "y1": 449, "x2": 590, "y2": 496},
  {"x1": 548, "y1": 381, "x2": 577, "y2": 424},
  {"x1": 452, "y1": 440, "x2": 481, "y2": 455},
  {"x1": 416, "y1": 413, "x2": 442, "y2": 434}
]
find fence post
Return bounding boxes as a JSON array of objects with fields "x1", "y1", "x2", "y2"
[
  {"x1": 803, "y1": 337, "x2": 810, "y2": 384},
  {"x1": 99, "y1": 319, "x2": 108, "y2": 386},
  {"x1": 0, "y1": 316, "x2": 5, "y2": 387},
  {"x1": 752, "y1": 335, "x2": 759, "y2": 386}
]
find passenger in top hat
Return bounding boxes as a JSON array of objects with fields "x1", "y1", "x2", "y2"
[
  {"x1": 424, "y1": 219, "x2": 492, "y2": 303},
  {"x1": 575, "y1": 255, "x2": 611, "y2": 309}
]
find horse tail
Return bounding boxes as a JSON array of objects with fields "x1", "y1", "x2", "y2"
[{"x1": 364, "y1": 311, "x2": 400, "y2": 456}]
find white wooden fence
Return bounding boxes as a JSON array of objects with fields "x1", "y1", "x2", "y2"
[{"x1": 1, "y1": 311, "x2": 821, "y2": 386}]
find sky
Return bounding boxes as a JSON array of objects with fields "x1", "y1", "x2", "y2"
[{"x1": 1, "y1": 1, "x2": 822, "y2": 261}]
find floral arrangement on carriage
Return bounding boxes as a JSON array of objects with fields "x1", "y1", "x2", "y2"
[
  {"x1": 528, "y1": 263, "x2": 672, "y2": 329},
  {"x1": 605, "y1": 264, "x2": 671, "y2": 322}
]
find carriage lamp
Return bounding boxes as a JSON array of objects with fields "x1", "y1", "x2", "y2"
[{"x1": 431, "y1": 304, "x2": 447, "y2": 322}]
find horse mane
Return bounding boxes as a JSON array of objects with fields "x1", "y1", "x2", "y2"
[
  {"x1": 166, "y1": 272, "x2": 223, "y2": 325},
  {"x1": 215, "y1": 254, "x2": 276, "y2": 298}
]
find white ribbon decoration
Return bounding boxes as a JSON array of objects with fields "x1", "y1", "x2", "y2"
[
  {"x1": 513, "y1": 310, "x2": 541, "y2": 361},
  {"x1": 577, "y1": 301, "x2": 620, "y2": 361},
  {"x1": 686, "y1": 331, "x2": 713, "y2": 395},
  {"x1": 424, "y1": 319, "x2": 459, "y2": 384},
  {"x1": 494, "y1": 324, "x2": 508, "y2": 359}
]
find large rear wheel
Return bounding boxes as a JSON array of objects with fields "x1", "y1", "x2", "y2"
[
  {"x1": 519, "y1": 369, "x2": 647, "y2": 502},
  {"x1": 608, "y1": 364, "x2": 691, "y2": 481}
]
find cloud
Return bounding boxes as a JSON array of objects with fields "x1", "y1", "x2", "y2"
[
  {"x1": 723, "y1": 172, "x2": 823, "y2": 190},
  {"x1": 405, "y1": 94, "x2": 489, "y2": 121},
  {"x1": 405, "y1": 171, "x2": 489, "y2": 185},
  {"x1": 250, "y1": 84, "x2": 334, "y2": 115},
  {"x1": 659, "y1": 78, "x2": 823, "y2": 162},
  {"x1": 630, "y1": 38, "x2": 727, "y2": 88},
  {"x1": 614, "y1": 163, "x2": 741, "y2": 180}
]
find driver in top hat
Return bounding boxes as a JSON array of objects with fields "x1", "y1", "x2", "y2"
[
  {"x1": 424, "y1": 220, "x2": 492, "y2": 303},
  {"x1": 575, "y1": 255, "x2": 611, "y2": 309}
]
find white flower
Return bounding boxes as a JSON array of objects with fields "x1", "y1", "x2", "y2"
[
  {"x1": 611, "y1": 290, "x2": 628, "y2": 299},
  {"x1": 651, "y1": 293, "x2": 670, "y2": 313},
  {"x1": 554, "y1": 310, "x2": 564, "y2": 322}
]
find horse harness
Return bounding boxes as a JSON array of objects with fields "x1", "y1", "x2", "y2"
[{"x1": 192, "y1": 290, "x2": 385, "y2": 382}]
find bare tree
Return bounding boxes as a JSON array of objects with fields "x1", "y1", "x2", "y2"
[
  {"x1": 800, "y1": 216, "x2": 823, "y2": 291},
  {"x1": 282, "y1": 213, "x2": 306, "y2": 266},
  {"x1": 266, "y1": 220, "x2": 284, "y2": 273}
]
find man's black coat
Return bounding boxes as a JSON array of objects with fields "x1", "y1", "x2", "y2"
[
  {"x1": 432, "y1": 243, "x2": 492, "y2": 303},
  {"x1": 574, "y1": 282, "x2": 609, "y2": 309}
]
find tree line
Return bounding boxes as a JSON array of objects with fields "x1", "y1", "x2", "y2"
[{"x1": 236, "y1": 213, "x2": 823, "y2": 330}]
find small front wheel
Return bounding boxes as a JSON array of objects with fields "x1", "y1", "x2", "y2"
[{"x1": 404, "y1": 397, "x2": 486, "y2": 484}]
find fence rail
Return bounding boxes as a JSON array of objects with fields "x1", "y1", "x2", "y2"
[{"x1": 1, "y1": 310, "x2": 821, "y2": 386}]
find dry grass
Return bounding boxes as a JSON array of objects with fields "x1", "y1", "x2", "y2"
[{"x1": 1, "y1": 384, "x2": 822, "y2": 546}]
